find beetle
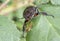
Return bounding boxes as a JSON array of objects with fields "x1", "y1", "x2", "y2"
[{"x1": 22, "y1": 6, "x2": 54, "y2": 37}]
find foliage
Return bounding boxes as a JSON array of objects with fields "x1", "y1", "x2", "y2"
[{"x1": 0, "y1": 0, "x2": 60, "y2": 41}]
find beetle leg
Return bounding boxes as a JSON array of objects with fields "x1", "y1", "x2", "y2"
[
  {"x1": 26, "y1": 21, "x2": 33, "y2": 32},
  {"x1": 22, "y1": 20, "x2": 28, "y2": 37},
  {"x1": 40, "y1": 12, "x2": 54, "y2": 18}
]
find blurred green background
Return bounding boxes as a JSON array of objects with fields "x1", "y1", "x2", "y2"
[{"x1": 0, "y1": 0, "x2": 60, "y2": 41}]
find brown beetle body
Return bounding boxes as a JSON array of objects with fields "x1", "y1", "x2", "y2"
[
  {"x1": 23, "y1": 6, "x2": 39, "y2": 21},
  {"x1": 22, "y1": 6, "x2": 39, "y2": 37}
]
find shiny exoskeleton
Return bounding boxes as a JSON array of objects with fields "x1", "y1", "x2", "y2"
[
  {"x1": 23, "y1": 6, "x2": 39, "y2": 21},
  {"x1": 23, "y1": 6, "x2": 54, "y2": 37}
]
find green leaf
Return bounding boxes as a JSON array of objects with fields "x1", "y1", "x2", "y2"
[
  {"x1": 16, "y1": 6, "x2": 26, "y2": 18},
  {"x1": 0, "y1": 16, "x2": 20, "y2": 41},
  {"x1": 50, "y1": 0, "x2": 60, "y2": 5},
  {"x1": 34, "y1": 0, "x2": 49, "y2": 5},
  {"x1": 26, "y1": 4, "x2": 60, "y2": 41},
  {"x1": 40, "y1": 4, "x2": 60, "y2": 27},
  {"x1": 39, "y1": 0, "x2": 49, "y2": 3}
]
